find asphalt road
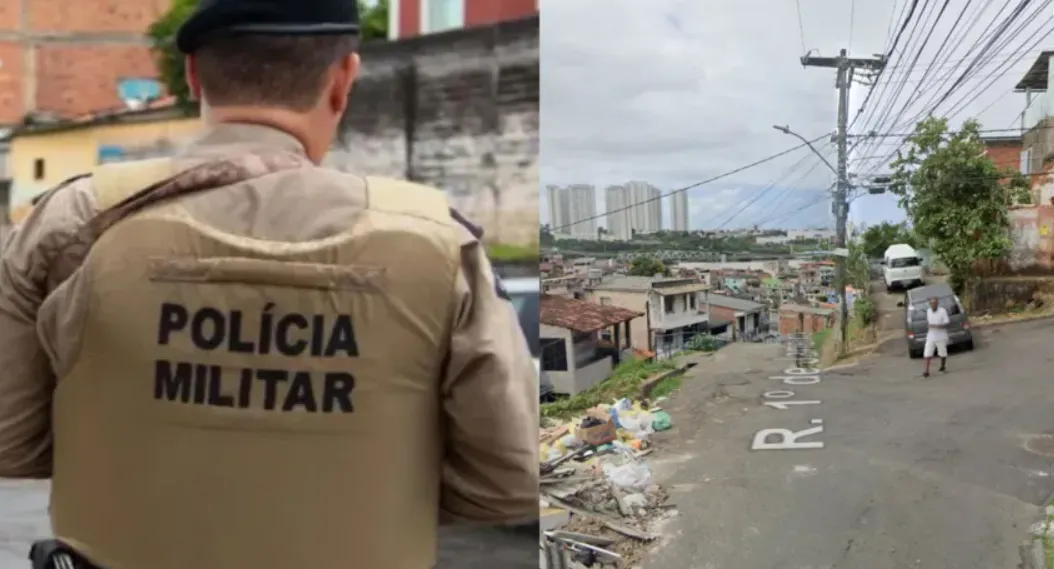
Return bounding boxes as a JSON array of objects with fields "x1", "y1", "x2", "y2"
[{"x1": 644, "y1": 319, "x2": 1054, "y2": 569}]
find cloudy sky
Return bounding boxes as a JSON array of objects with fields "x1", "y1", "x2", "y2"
[{"x1": 539, "y1": 0, "x2": 1049, "y2": 231}]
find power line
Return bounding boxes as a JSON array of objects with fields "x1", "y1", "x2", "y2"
[
  {"x1": 852, "y1": 0, "x2": 1010, "y2": 160},
  {"x1": 846, "y1": 0, "x2": 919, "y2": 137},
  {"x1": 795, "y1": 0, "x2": 807, "y2": 54},
  {"x1": 863, "y1": 0, "x2": 950, "y2": 147},
  {"x1": 848, "y1": 0, "x2": 857, "y2": 51},
  {"x1": 858, "y1": 1, "x2": 1050, "y2": 174},
  {"x1": 756, "y1": 188, "x2": 835, "y2": 228},
  {"x1": 944, "y1": 19, "x2": 1054, "y2": 120},
  {"x1": 750, "y1": 148, "x2": 834, "y2": 225},
  {"x1": 852, "y1": 0, "x2": 933, "y2": 142},
  {"x1": 549, "y1": 134, "x2": 829, "y2": 233}
]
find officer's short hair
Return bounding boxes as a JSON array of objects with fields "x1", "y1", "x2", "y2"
[{"x1": 193, "y1": 34, "x2": 359, "y2": 111}]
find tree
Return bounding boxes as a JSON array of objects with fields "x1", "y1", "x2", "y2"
[
  {"x1": 629, "y1": 257, "x2": 668, "y2": 277},
  {"x1": 147, "y1": 0, "x2": 390, "y2": 110},
  {"x1": 889, "y1": 117, "x2": 1031, "y2": 290},
  {"x1": 859, "y1": 221, "x2": 918, "y2": 259}
]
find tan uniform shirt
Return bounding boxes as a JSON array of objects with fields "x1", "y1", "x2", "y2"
[{"x1": 0, "y1": 122, "x2": 539, "y2": 523}]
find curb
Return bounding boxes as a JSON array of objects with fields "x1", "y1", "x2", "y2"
[
  {"x1": 973, "y1": 314, "x2": 1054, "y2": 330},
  {"x1": 1023, "y1": 492, "x2": 1054, "y2": 569}
]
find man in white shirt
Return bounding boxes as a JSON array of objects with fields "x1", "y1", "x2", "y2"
[{"x1": 923, "y1": 296, "x2": 950, "y2": 377}]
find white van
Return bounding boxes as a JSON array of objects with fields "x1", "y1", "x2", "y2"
[{"x1": 883, "y1": 244, "x2": 925, "y2": 291}]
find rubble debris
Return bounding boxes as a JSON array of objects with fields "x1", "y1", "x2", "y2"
[{"x1": 539, "y1": 396, "x2": 678, "y2": 567}]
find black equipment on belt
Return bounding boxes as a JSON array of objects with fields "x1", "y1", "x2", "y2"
[{"x1": 29, "y1": 540, "x2": 101, "y2": 569}]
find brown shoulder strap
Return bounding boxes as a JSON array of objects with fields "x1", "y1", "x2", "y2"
[{"x1": 55, "y1": 151, "x2": 311, "y2": 285}]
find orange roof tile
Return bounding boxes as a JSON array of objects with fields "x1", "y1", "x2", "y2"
[{"x1": 540, "y1": 294, "x2": 642, "y2": 333}]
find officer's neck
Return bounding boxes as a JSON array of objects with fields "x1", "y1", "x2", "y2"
[{"x1": 203, "y1": 105, "x2": 332, "y2": 164}]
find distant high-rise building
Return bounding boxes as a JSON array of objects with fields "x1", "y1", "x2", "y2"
[
  {"x1": 605, "y1": 185, "x2": 632, "y2": 240},
  {"x1": 669, "y1": 190, "x2": 689, "y2": 231},
  {"x1": 546, "y1": 185, "x2": 571, "y2": 236},
  {"x1": 567, "y1": 184, "x2": 598, "y2": 238},
  {"x1": 605, "y1": 182, "x2": 661, "y2": 240},
  {"x1": 625, "y1": 181, "x2": 662, "y2": 234}
]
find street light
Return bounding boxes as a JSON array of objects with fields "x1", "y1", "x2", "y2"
[{"x1": 772, "y1": 124, "x2": 839, "y2": 177}]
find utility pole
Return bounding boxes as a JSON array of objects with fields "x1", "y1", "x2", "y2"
[{"x1": 801, "y1": 48, "x2": 885, "y2": 355}]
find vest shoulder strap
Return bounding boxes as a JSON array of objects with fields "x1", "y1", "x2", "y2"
[
  {"x1": 90, "y1": 158, "x2": 175, "y2": 211},
  {"x1": 365, "y1": 176, "x2": 451, "y2": 224}
]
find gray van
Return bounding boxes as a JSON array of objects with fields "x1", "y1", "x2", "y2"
[{"x1": 905, "y1": 282, "x2": 974, "y2": 358}]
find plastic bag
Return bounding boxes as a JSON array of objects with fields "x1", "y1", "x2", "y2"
[
  {"x1": 651, "y1": 410, "x2": 673, "y2": 431},
  {"x1": 602, "y1": 460, "x2": 653, "y2": 492},
  {"x1": 619, "y1": 411, "x2": 655, "y2": 439}
]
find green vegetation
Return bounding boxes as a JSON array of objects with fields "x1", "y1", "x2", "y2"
[
  {"x1": 147, "y1": 0, "x2": 389, "y2": 109},
  {"x1": 648, "y1": 373, "x2": 683, "y2": 399},
  {"x1": 1042, "y1": 510, "x2": 1054, "y2": 569},
  {"x1": 811, "y1": 329, "x2": 830, "y2": 353},
  {"x1": 853, "y1": 296, "x2": 877, "y2": 326},
  {"x1": 890, "y1": 117, "x2": 1032, "y2": 291},
  {"x1": 540, "y1": 358, "x2": 679, "y2": 420},
  {"x1": 540, "y1": 225, "x2": 832, "y2": 257},
  {"x1": 846, "y1": 241, "x2": 871, "y2": 291},
  {"x1": 684, "y1": 334, "x2": 722, "y2": 352},
  {"x1": 628, "y1": 256, "x2": 669, "y2": 276},
  {"x1": 487, "y1": 243, "x2": 539, "y2": 263},
  {"x1": 859, "y1": 221, "x2": 920, "y2": 259}
]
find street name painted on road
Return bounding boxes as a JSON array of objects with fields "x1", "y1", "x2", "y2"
[{"x1": 750, "y1": 333, "x2": 825, "y2": 451}]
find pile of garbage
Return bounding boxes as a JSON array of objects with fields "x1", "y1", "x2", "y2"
[{"x1": 539, "y1": 398, "x2": 675, "y2": 568}]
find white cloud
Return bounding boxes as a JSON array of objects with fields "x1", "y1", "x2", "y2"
[{"x1": 540, "y1": 0, "x2": 1042, "y2": 229}]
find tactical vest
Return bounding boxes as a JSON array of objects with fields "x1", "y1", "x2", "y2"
[{"x1": 48, "y1": 157, "x2": 461, "y2": 569}]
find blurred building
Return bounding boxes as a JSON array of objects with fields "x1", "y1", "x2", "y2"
[
  {"x1": 0, "y1": 0, "x2": 168, "y2": 127},
  {"x1": 669, "y1": 189, "x2": 689, "y2": 231},
  {"x1": 605, "y1": 182, "x2": 661, "y2": 240},
  {"x1": 389, "y1": 0, "x2": 538, "y2": 39}
]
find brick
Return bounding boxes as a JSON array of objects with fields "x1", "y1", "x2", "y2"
[
  {"x1": 28, "y1": 0, "x2": 169, "y2": 34},
  {"x1": 34, "y1": 44, "x2": 157, "y2": 117},
  {"x1": 328, "y1": 16, "x2": 539, "y2": 245},
  {"x1": 0, "y1": 42, "x2": 23, "y2": 123},
  {"x1": 0, "y1": 0, "x2": 20, "y2": 33}
]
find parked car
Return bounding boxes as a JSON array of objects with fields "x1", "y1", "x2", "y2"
[
  {"x1": 904, "y1": 282, "x2": 974, "y2": 359},
  {"x1": 883, "y1": 243, "x2": 925, "y2": 291},
  {"x1": 503, "y1": 277, "x2": 553, "y2": 399}
]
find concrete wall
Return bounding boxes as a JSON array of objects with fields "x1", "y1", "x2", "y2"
[
  {"x1": 583, "y1": 289, "x2": 650, "y2": 351},
  {"x1": 964, "y1": 276, "x2": 1054, "y2": 314},
  {"x1": 328, "y1": 16, "x2": 539, "y2": 245},
  {"x1": 539, "y1": 324, "x2": 612, "y2": 395},
  {"x1": 6, "y1": 110, "x2": 199, "y2": 205},
  {"x1": 778, "y1": 310, "x2": 833, "y2": 336},
  {"x1": 1007, "y1": 205, "x2": 1054, "y2": 273}
]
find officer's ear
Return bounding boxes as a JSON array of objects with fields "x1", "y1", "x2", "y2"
[
  {"x1": 327, "y1": 52, "x2": 359, "y2": 114},
  {"x1": 184, "y1": 55, "x2": 202, "y2": 101}
]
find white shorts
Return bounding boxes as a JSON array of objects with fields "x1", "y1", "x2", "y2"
[{"x1": 924, "y1": 337, "x2": 948, "y2": 358}]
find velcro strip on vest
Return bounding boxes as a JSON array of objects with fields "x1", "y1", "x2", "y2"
[
  {"x1": 365, "y1": 176, "x2": 451, "y2": 223},
  {"x1": 91, "y1": 158, "x2": 175, "y2": 211}
]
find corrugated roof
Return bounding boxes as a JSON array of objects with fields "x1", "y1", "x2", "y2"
[
  {"x1": 540, "y1": 294, "x2": 643, "y2": 333},
  {"x1": 1015, "y1": 51, "x2": 1054, "y2": 90},
  {"x1": 780, "y1": 303, "x2": 834, "y2": 315},
  {"x1": 707, "y1": 294, "x2": 764, "y2": 312},
  {"x1": 591, "y1": 275, "x2": 707, "y2": 293}
]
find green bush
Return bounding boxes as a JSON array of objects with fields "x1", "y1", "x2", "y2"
[
  {"x1": 685, "y1": 334, "x2": 721, "y2": 352},
  {"x1": 540, "y1": 358, "x2": 678, "y2": 420},
  {"x1": 854, "y1": 296, "x2": 878, "y2": 326}
]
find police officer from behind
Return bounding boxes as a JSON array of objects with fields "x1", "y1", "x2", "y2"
[{"x1": 0, "y1": 1, "x2": 539, "y2": 568}]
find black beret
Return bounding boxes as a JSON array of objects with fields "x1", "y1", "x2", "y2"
[{"x1": 176, "y1": 0, "x2": 361, "y2": 54}]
